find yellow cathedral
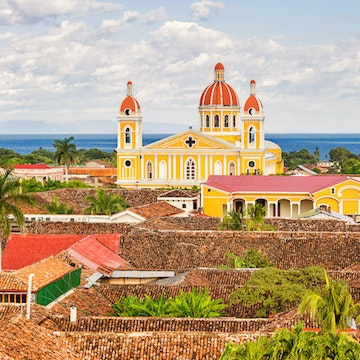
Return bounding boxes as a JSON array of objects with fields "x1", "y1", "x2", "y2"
[{"x1": 116, "y1": 63, "x2": 283, "y2": 188}]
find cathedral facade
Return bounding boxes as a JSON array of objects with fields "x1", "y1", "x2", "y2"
[{"x1": 116, "y1": 63, "x2": 283, "y2": 188}]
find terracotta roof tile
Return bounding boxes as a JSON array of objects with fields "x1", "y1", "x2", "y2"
[{"x1": 129, "y1": 202, "x2": 184, "y2": 219}]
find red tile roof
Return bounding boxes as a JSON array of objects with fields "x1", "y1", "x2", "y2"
[
  {"x1": 2, "y1": 234, "x2": 120, "y2": 271},
  {"x1": 204, "y1": 175, "x2": 357, "y2": 194},
  {"x1": 129, "y1": 201, "x2": 184, "y2": 219}
]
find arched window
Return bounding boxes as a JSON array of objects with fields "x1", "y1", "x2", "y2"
[
  {"x1": 214, "y1": 160, "x2": 222, "y2": 175},
  {"x1": 224, "y1": 115, "x2": 229, "y2": 128},
  {"x1": 214, "y1": 114, "x2": 219, "y2": 128},
  {"x1": 233, "y1": 115, "x2": 236, "y2": 128},
  {"x1": 185, "y1": 158, "x2": 196, "y2": 180},
  {"x1": 249, "y1": 126, "x2": 255, "y2": 143},
  {"x1": 159, "y1": 160, "x2": 167, "y2": 179},
  {"x1": 229, "y1": 161, "x2": 235, "y2": 175},
  {"x1": 146, "y1": 161, "x2": 153, "y2": 180},
  {"x1": 125, "y1": 127, "x2": 131, "y2": 144},
  {"x1": 206, "y1": 115, "x2": 210, "y2": 127}
]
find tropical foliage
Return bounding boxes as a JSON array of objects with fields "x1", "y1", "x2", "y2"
[
  {"x1": 218, "y1": 204, "x2": 275, "y2": 231},
  {"x1": 219, "y1": 249, "x2": 273, "y2": 269},
  {"x1": 229, "y1": 266, "x2": 326, "y2": 317},
  {"x1": 220, "y1": 322, "x2": 360, "y2": 360},
  {"x1": 298, "y1": 269, "x2": 360, "y2": 333},
  {"x1": 110, "y1": 287, "x2": 227, "y2": 318},
  {"x1": 83, "y1": 189, "x2": 128, "y2": 215},
  {"x1": 21, "y1": 178, "x2": 91, "y2": 194},
  {"x1": 218, "y1": 209, "x2": 244, "y2": 230},
  {"x1": 53, "y1": 136, "x2": 77, "y2": 181},
  {"x1": 0, "y1": 170, "x2": 34, "y2": 242},
  {"x1": 43, "y1": 197, "x2": 74, "y2": 214}
]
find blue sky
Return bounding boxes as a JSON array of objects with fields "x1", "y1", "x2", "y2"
[{"x1": 1, "y1": 0, "x2": 360, "y2": 134}]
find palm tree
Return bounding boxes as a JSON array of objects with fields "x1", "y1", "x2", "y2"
[
  {"x1": 0, "y1": 170, "x2": 34, "y2": 270},
  {"x1": 53, "y1": 136, "x2": 77, "y2": 182},
  {"x1": 218, "y1": 209, "x2": 244, "y2": 230},
  {"x1": 298, "y1": 269, "x2": 360, "y2": 333},
  {"x1": 83, "y1": 189, "x2": 128, "y2": 215}
]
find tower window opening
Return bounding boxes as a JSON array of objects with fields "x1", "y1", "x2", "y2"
[
  {"x1": 249, "y1": 126, "x2": 255, "y2": 143},
  {"x1": 233, "y1": 115, "x2": 236, "y2": 128},
  {"x1": 214, "y1": 115, "x2": 219, "y2": 128},
  {"x1": 224, "y1": 115, "x2": 229, "y2": 128},
  {"x1": 125, "y1": 128, "x2": 131, "y2": 144}
]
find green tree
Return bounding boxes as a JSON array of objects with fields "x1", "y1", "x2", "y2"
[
  {"x1": 298, "y1": 270, "x2": 360, "y2": 333},
  {"x1": 43, "y1": 197, "x2": 74, "y2": 214},
  {"x1": 230, "y1": 266, "x2": 326, "y2": 317},
  {"x1": 329, "y1": 147, "x2": 351, "y2": 163},
  {"x1": 53, "y1": 136, "x2": 77, "y2": 182},
  {"x1": 219, "y1": 249, "x2": 273, "y2": 269},
  {"x1": 0, "y1": 170, "x2": 34, "y2": 268},
  {"x1": 83, "y1": 189, "x2": 128, "y2": 215}
]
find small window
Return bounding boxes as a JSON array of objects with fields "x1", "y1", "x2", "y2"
[
  {"x1": 331, "y1": 188, "x2": 335, "y2": 194},
  {"x1": 224, "y1": 115, "x2": 229, "y2": 128},
  {"x1": 182, "y1": 204, "x2": 187, "y2": 209},
  {"x1": 125, "y1": 108, "x2": 131, "y2": 116},
  {"x1": 125, "y1": 160, "x2": 132, "y2": 167},
  {"x1": 125, "y1": 128, "x2": 131, "y2": 144},
  {"x1": 249, "y1": 127, "x2": 255, "y2": 143},
  {"x1": 147, "y1": 161, "x2": 153, "y2": 180},
  {"x1": 214, "y1": 115, "x2": 219, "y2": 128},
  {"x1": 232, "y1": 115, "x2": 236, "y2": 128},
  {"x1": 206, "y1": 115, "x2": 210, "y2": 127},
  {"x1": 248, "y1": 161, "x2": 255, "y2": 168}
]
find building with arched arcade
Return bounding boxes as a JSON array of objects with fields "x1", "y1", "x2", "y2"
[
  {"x1": 201, "y1": 175, "x2": 360, "y2": 218},
  {"x1": 115, "y1": 63, "x2": 283, "y2": 188}
]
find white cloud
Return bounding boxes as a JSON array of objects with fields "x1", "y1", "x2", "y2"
[
  {"x1": 101, "y1": 7, "x2": 167, "y2": 34},
  {"x1": 0, "y1": 0, "x2": 123, "y2": 24},
  {"x1": 190, "y1": 0, "x2": 224, "y2": 20}
]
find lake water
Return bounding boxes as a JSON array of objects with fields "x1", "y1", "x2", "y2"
[{"x1": 0, "y1": 133, "x2": 359, "y2": 160}]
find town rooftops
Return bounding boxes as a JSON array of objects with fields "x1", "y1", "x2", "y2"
[
  {"x1": 0, "y1": 256, "x2": 75, "y2": 292},
  {"x1": 203, "y1": 175, "x2": 358, "y2": 194},
  {"x1": 128, "y1": 201, "x2": 184, "y2": 219}
]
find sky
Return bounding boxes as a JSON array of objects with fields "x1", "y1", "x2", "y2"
[{"x1": 1, "y1": 0, "x2": 360, "y2": 134}]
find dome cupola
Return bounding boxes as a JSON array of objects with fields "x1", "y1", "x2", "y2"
[
  {"x1": 243, "y1": 80, "x2": 263, "y2": 115},
  {"x1": 119, "y1": 80, "x2": 141, "y2": 115},
  {"x1": 199, "y1": 63, "x2": 239, "y2": 107}
]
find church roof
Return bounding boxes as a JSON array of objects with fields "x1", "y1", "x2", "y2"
[
  {"x1": 243, "y1": 80, "x2": 263, "y2": 114},
  {"x1": 199, "y1": 63, "x2": 239, "y2": 107},
  {"x1": 204, "y1": 175, "x2": 357, "y2": 194}
]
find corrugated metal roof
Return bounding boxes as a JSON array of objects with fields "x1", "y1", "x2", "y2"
[
  {"x1": 204, "y1": 175, "x2": 357, "y2": 194},
  {"x1": 2, "y1": 234, "x2": 121, "y2": 271},
  {"x1": 66, "y1": 235, "x2": 130, "y2": 275}
]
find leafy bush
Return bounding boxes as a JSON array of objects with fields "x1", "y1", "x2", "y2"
[
  {"x1": 43, "y1": 197, "x2": 74, "y2": 214},
  {"x1": 220, "y1": 322, "x2": 360, "y2": 360},
  {"x1": 219, "y1": 249, "x2": 273, "y2": 269},
  {"x1": 229, "y1": 266, "x2": 326, "y2": 317},
  {"x1": 110, "y1": 287, "x2": 227, "y2": 318},
  {"x1": 83, "y1": 189, "x2": 128, "y2": 215}
]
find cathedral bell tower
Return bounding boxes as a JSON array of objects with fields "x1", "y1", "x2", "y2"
[
  {"x1": 240, "y1": 80, "x2": 266, "y2": 174},
  {"x1": 117, "y1": 81, "x2": 142, "y2": 150}
]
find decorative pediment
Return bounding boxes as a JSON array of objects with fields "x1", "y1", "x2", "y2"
[{"x1": 144, "y1": 130, "x2": 237, "y2": 150}]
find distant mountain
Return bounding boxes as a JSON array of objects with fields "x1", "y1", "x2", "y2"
[{"x1": 0, "y1": 120, "x2": 188, "y2": 134}]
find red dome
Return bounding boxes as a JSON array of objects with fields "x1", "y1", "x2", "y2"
[
  {"x1": 199, "y1": 63, "x2": 239, "y2": 106},
  {"x1": 120, "y1": 96, "x2": 140, "y2": 113},
  {"x1": 244, "y1": 80, "x2": 263, "y2": 113},
  {"x1": 199, "y1": 82, "x2": 239, "y2": 106},
  {"x1": 215, "y1": 62, "x2": 224, "y2": 70},
  {"x1": 119, "y1": 81, "x2": 141, "y2": 113}
]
